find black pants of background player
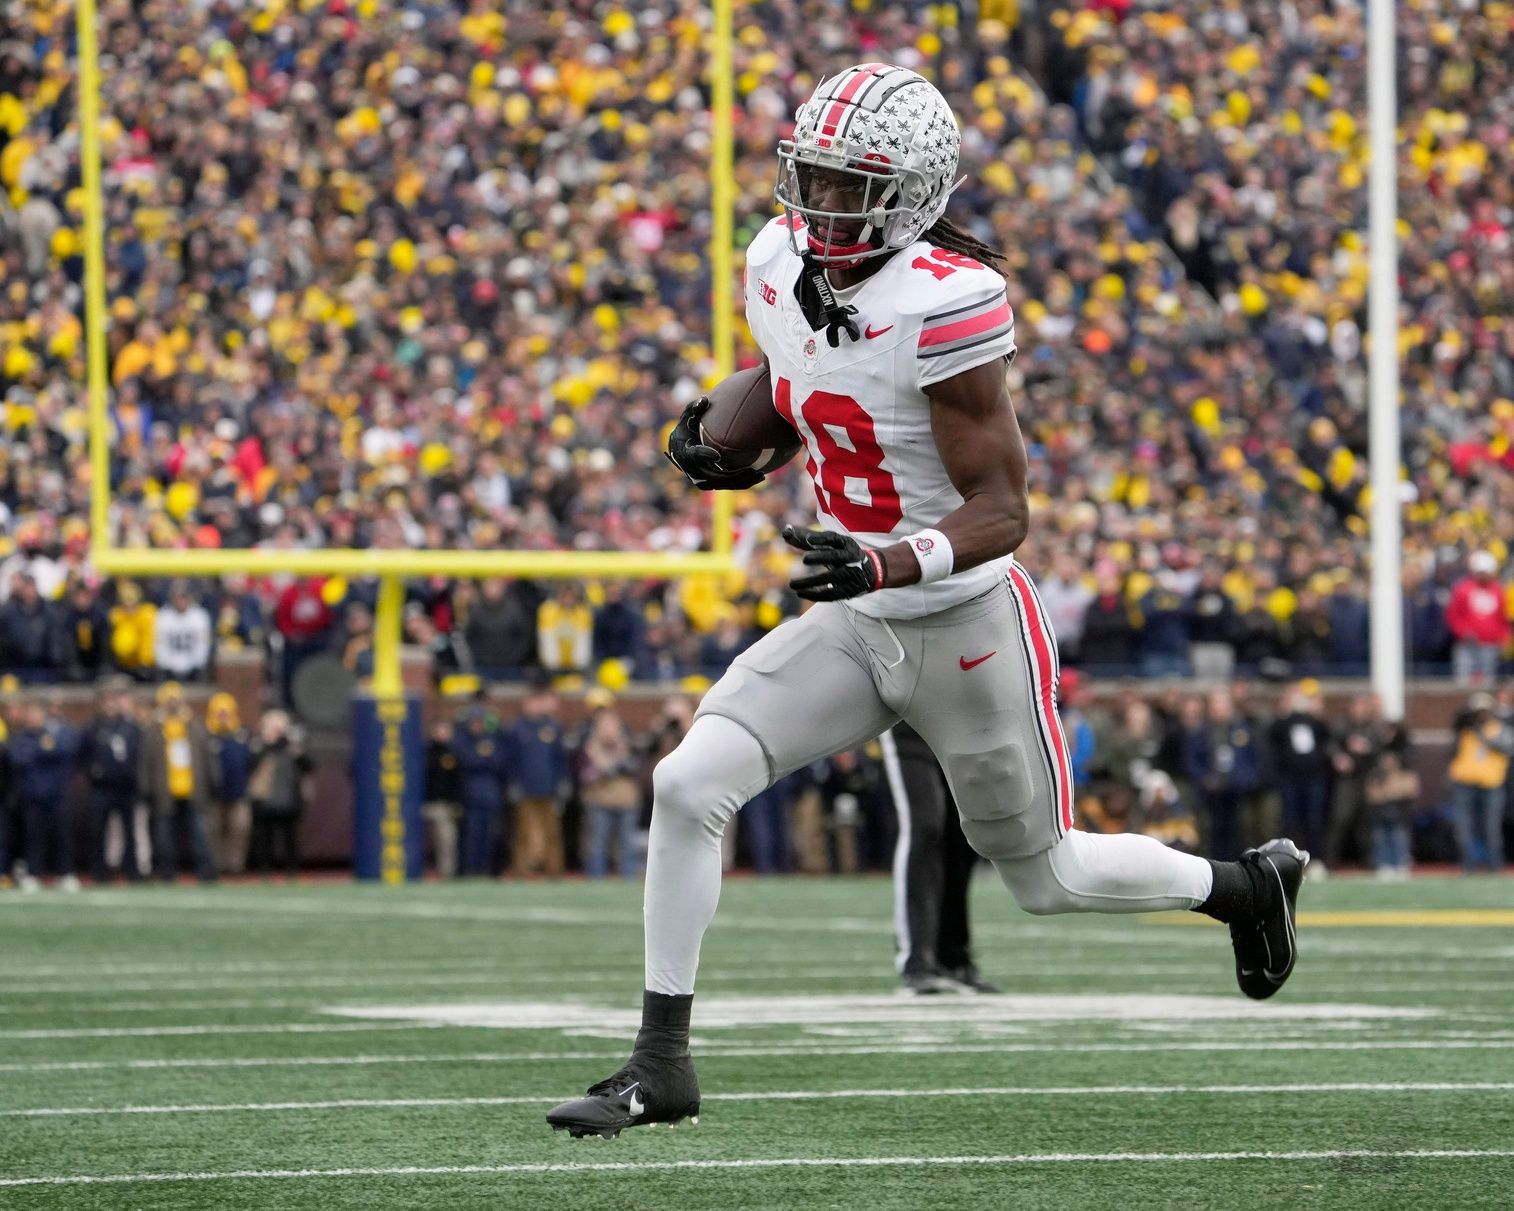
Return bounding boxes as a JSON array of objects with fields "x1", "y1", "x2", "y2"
[{"x1": 882, "y1": 722, "x2": 982, "y2": 980}]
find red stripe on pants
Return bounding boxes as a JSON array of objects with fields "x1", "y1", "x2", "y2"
[{"x1": 1007, "y1": 565, "x2": 1073, "y2": 833}]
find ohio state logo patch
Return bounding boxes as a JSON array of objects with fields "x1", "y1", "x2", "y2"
[
  {"x1": 804, "y1": 338, "x2": 817, "y2": 358},
  {"x1": 915, "y1": 538, "x2": 935, "y2": 553}
]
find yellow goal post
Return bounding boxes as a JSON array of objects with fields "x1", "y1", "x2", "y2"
[{"x1": 75, "y1": 0, "x2": 743, "y2": 695}]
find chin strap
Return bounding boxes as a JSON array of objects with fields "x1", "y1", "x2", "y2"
[{"x1": 801, "y1": 254, "x2": 861, "y2": 347}]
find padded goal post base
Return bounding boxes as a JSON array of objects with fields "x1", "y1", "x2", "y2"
[{"x1": 352, "y1": 693, "x2": 425, "y2": 882}]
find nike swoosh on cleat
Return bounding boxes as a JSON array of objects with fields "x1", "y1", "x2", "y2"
[
  {"x1": 864, "y1": 324, "x2": 894, "y2": 339},
  {"x1": 959, "y1": 652, "x2": 997, "y2": 671},
  {"x1": 622, "y1": 1086, "x2": 645, "y2": 1117}
]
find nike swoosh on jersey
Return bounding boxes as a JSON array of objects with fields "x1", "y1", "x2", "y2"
[
  {"x1": 959, "y1": 652, "x2": 997, "y2": 671},
  {"x1": 864, "y1": 324, "x2": 894, "y2": 339}
]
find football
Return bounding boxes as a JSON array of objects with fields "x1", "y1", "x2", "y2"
[{"x1": 699, "y1": 364, "x2": 801, "y2": 474}]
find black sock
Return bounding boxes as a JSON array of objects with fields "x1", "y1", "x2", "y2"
[
  {"x1": 1194, "y1": 858, "x2": 1274, "y2": 924},
  {"x1": 634, "y1": 990, "x2": 692, "y2": 1058}
]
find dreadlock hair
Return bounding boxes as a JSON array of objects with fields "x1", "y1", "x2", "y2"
[{"x1": 923, "y1": 215, "x2": 1009, "y2": 280}]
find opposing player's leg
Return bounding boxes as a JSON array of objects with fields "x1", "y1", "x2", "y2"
[
  {"x1": 903, "y1": 566, "x2": 1307, "y2": 1000},
  {"x1": 547, "y1": 604, "x2": 898, "y2": 1138}
]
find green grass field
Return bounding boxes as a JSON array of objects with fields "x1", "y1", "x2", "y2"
[{"x1": 2, "y1": 873, "x2": 1513, "y2": 1210}]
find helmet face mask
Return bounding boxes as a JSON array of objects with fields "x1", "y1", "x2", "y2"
[{"x1": 775, "y1": 64, "x2": 961, "y2": 268}]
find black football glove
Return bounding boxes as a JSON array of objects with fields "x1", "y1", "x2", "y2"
[
  {"x1": 783, "y1": 525, "x2": 885, "y2": 602},
  {"x1": 664, "y1": 397, "x2": 766, "y2": 491}
]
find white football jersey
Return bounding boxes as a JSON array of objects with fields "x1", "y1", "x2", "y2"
[{"x1": 745, "y1": 215, "x2": 1019, "y2": 619}]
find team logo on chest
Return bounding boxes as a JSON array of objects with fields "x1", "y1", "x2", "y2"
[{"x1": 803, "y1": 337, "x2": 817, "y2": 359}]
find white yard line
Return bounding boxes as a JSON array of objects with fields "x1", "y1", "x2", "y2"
[
  {"x1": 17, "y1": 892, "x2": 1514, "y2": 957},
  {"x1": 5, "y1": 1082, "x2": 1512, "y2": 1119},
  {"x1": 2, "y1": 1150, "x2": 1512, "y2": 1188},
  {"x1": 5, "y1": 960, "x2": 1511, "y2": 998},
  {"x1": 5, "y1": 1035, "x2": 1514, "y2": 1069},
  {"x1": 0, "y1": 1022, "x2": 445, "y2": 1040}
]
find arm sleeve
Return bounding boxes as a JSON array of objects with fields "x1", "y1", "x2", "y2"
[{"x1": 915, "y1": 279, "x2": 1017, "y2": 390}]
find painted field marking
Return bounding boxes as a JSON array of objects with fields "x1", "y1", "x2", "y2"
[
  {"x1": 4, "y1": 1036, "x2": 1514, "y2": 1067},
  {"x1": 3, "y1": 1150, "x2": 1513, "y2": 1188},
  {"x1": 5, "y1": 1082, "x2": 1513, "y2": 1120},
  {"x1": 323, "y1": 993, "x2": 1433, "y2": 1032},
  {"x1": 0, "y1": 1022, "x2": 444, "y2": 1040},
  {"x1": 7, "y1": 956, "x2": 1514, "y2": 999},
  {"x1": 15, "y1": 893, "x2": 1514, "y2": 959}
]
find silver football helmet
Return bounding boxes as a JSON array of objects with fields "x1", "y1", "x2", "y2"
[{"x1": 776, "y1": 63, "x2": 961, "y2": 266}]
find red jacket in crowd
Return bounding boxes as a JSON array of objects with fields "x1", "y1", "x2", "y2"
[{"x1": 1446, "y1": 574, "x2": 1511, "y2": 646}]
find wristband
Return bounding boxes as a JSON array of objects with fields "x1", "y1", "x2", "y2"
[
  {"x1": 864, "y1": 548, "x2": 886, "y2": 591},
  {"x1": 905, "y1": 529, "x2": 954, "y2": 584}
]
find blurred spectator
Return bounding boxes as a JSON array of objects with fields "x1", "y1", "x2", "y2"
[
  {"x1": 1286, "y1": 590, "x2": 1333, "y2": 672},
  {"x1": 577, "y1": 699, "x2": 642, "y2": 879},
  {"x1": 423, "y1": 717, "x2": 462, "y2": 879},
  {"x1": 274, "y1": 580, "x2": 335, "y2": 702},
  {"x1": 462, "y1": 580, "x2": 538, "y2": 677},
  {"x1": 1185, "y1": 688, "x2": 1264, "y2": 860},
  {"x1": 819, "y1": 748, "x2": 877, "y2": 875},
  {"x1": 538, "y1": 585, "x2": 593, "y2": 675},
  {"x1": 213, "y1": 576, "x2": 268, "y2": 654},
  {"x1": 1089, "y1": 697, "x2": 1167, "y2": 826},
  {"x1": 1078, "y1": 565, "x2": 1137, "y2": 670},
  {"x1": 205, "y1": 693, "x2": 253, "y2": 875},
  {"x1": 339, "y1": 604, "x2": 376, "y2": 679},
  {"x1": 506, "y1": 685, "x2": 570, "y2": 878},
  {"x1": 699, "y1": 614, "x2": 748, "y2": 680},
  {"x1": 1402, "y1": 563, "x2": 1452, "y2": 672},
  {"x1": 0, "y1": 701, "x2": 11, "y2": 883},
  {"x1": 247, "y1": 710, "x2": 312, "y2": 882},
  {"x1": 153, "y1": 581, "x2": 214, "y2": 683},
  {"x1": 452, "y1": 704, "x2": 506, "y2": 877},
  {"x1": 743, "y1": 769, "x2": 804, "y2": 876},
  {"x1": 1329, "y1": 693, "x2": 1383, "y2": 870},
  {"x1": 1447, "y1": 553, "x2": 1509, "y2": 684},
  {"x1": 1037, "y1": 553, "x2": 1094, "y2": 663},
  {"x1": 1135, "y1": 771, "x2": 1200, "y2": 853},
  {"x1": 108, "y1": 584, "x2": 157, "y2": 681},
  {"x1": 1364, "y1": 750, "x2": 1419, "y2": 880},
  {"x1": 1266, "y1": 682, "x2": 1335, "y2": 867},
  {"x1": 1326, "y1": 582, "x2": 1370, "y2": 672},
  {"x1": 63, "y1": 581, "x2": 111, "y2": 682},
  {"x1": 0, "y1": 573, "x2": 66, "y2": 676},
  {"x1": 1058, "y1": 670, "x2": 1097, "y2": 788},
  {"x1": 139, "y1": 682, "x2": 217, "y2": 884},
  {"x1": 7, "y1": 700, "x2": 81, "y2": 891},
  {"x1": 1133, "y1": 579, "x2": 1190, "y2": 677},
  {"x1": 84, "y1": 676, "x2": 144, "y2": 883},
  {"x1": 1184, "y1": 566, "x2": 1238, "y2": 681},
  {"x1": 1448, "y1": 691, "x2": 1511, "y2": 873},
  {"x1": 593, "y1": 582, "x2": 647, "y2": 666}
]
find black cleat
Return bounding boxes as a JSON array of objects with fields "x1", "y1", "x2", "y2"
[
  {"x1": 1230, "y1": 838, "x2": 1308, "y2": 1000},
  {"x1": 546, "y1": 1054, "x2": 700, "y2": 1139},
  {"x1": 942, "y1": 964, "x2": 1002, "y2": 995},
  {"x1": 897, "y1": 969, "x2": 958, "y2": 996}
]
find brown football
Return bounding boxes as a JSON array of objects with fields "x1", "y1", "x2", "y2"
[{"x1": 699, "y1": 364, "x2": 801, "y2": 474}]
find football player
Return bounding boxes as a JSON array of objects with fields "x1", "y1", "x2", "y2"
[{"x1": 547, "y1": 64, "x2": 1307, "y2": 1139}]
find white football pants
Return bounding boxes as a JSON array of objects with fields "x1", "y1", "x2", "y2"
[{"x1": 644, "y1": 714, "x2": 1214, "y2": 996}]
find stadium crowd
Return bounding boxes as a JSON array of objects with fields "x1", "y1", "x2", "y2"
[
  {"x1": 2, "y1": 0, "x2": 1513, "y2": 696},
  {"x1": 5, "y1": 674, "x2": 1507, "y2": 887}
]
